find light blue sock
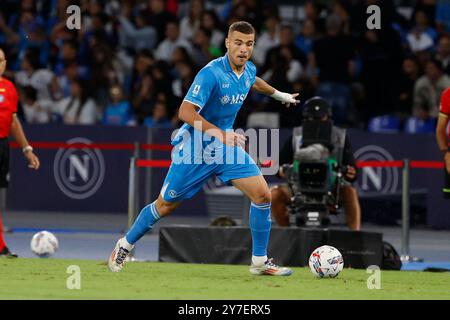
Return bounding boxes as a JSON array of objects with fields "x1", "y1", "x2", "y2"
[
  {"x1": 125, "y1": 201, "x2": 161, "y2": 245},
  {"x1": 249, "y1": 202, "x2": 272, "y2": 257}
]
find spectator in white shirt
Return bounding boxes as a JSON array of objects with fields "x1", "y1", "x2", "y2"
[
  {"x1": 53, "y1": 79, "x2": 99, "y2": 125},
  {"x1": 413, "y1": 59, "x2": 450, "y2": 118},
  {"x1": 119, "y1": 10, "x2": 157, "y2": 52},
  {"x1": 252, "y1": 15, "x2": 280, "y2": 67},
  {"x1": 20, "y1": 86, "x2": 52, "y2": 124},
  {"x1": 436, "y1": 35, "x2": 450, "y2": 75},
  {"x1": 261, "y1": 46, "x2": 303, "y2": 83},
  {"x1": 155, "y1": 20, "x2": 192, "y2": 62},
  {"x1": 15, "y1": 50, "x2": 54, "y2": 101},
  {"x1": 179, "y1": 0, "x2": 204, "y2": 41},
  {"x1": 407, "y1": 26, "x2": 434, "y2": 53},
  {"x1": 201, "y1": 9, "x2": 225, "y2": 49}
]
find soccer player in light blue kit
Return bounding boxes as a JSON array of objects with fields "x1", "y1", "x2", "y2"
[{"x1": 109, "y1": 21, "x2": 299, "y2": 275}]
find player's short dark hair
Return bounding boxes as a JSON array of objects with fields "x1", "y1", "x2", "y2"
[{"x1": 228, "y1": 21, "x2": 255, "y2": 36}]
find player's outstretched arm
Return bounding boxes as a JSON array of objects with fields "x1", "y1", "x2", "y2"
[
  {"x1": 178, "y1": 100, "x2": 246, "y2": 147},
  {"x1": 251, "y1": 76, "x2": 300, "y2": 107}
]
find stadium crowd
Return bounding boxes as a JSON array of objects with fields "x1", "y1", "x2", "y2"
[{"x1": 0, "y1": 0, "x2": 449, "y2": 132}]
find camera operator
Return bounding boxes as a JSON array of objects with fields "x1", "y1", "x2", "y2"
[{"x1": 271, "y1": 96, "x2": 361, "y2": 230}]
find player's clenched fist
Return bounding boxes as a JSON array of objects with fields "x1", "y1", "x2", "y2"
[
  {"x1": 25, "y1": 150, "x2": 40, "y2": 170},
  {"x1": 221, "y1": 131, "x2": 246, "y2": 148}
]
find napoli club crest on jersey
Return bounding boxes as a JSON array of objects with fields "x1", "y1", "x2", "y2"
[
  {"x1": 168, "y1": 190, "x2": 178, "y2": 198},
  {"x1": 245, "y1": 79, "x2": 250, "y2": 88}
]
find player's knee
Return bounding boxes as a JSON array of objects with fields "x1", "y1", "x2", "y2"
[
  {"x1": 252, "y1": 189, "x2": 271, "y2": 204},
  {"x1": 155, "y1": 197, "x2": 179, "y2": 216}
]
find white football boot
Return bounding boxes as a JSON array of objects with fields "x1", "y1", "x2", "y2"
[
  {"x1": 250, "y1": 258, "x2": 293, "y2": 276},
  {"x1": 108, "y1": 237, "x2": 134, "y2": 272}
]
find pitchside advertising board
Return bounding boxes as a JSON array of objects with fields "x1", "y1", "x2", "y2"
[
  {"x1": 7, "y1": 125, "x2": 450, "y2": 228},
  {"x1": 7, "y1": 124, "x2": 149, "y2": 213}
]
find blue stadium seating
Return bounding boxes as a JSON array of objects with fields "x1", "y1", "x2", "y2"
[
  {"x1": 316, "y1": 82, "x2": 351, "y2": 126},
  {"x1": 367, "y1": 115, "x2": 401, "y2": 133},
  {"x1": 403, "y1": 116, "x2": 436, "y2": 134}
]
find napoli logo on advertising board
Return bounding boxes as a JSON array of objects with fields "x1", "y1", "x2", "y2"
[
  {"x1": 53, "y1": 138, "x2": 105, "y2": 200},
  {"x1": 354, "y1": 145, "x2": 399, "y2": 194}
]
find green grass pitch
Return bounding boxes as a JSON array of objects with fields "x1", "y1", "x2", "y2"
[{"x1": 1, "y1": 258, "x2": 449, "y2": 300}]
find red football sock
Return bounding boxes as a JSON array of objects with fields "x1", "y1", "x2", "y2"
[{"x1": 0, "y1": 207, "x2": 6, "y2": 250}]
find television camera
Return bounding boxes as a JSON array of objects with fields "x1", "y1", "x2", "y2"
[{"x1": 281, "y1": 97, "x2": 347, "y2": 227}]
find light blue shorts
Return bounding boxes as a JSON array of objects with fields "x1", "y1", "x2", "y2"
[{"x1": 160, "y1": 142, "x2": 261, "y2": 202}]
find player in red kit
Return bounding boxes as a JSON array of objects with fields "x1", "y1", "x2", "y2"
[
  {"x1": 0, "y1": 48, "x2": 40, "y2": 257},
  {"x1": 436, "y1": 87, "x2": 450, "y2": 199}
]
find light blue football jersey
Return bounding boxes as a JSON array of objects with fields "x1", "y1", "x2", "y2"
[
  {"x1": 161, "y1": 54, "x2": 261, "y2": 201},
  {"x1": 171, "y1": 54, "x2": 257, "y2": 146}
]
